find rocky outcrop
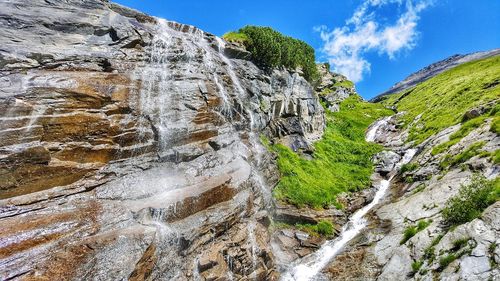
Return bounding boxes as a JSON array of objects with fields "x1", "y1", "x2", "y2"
[
  {"x1": 0, "y1": 0, "x2": 327, "y2": 280},
  {"x1": 372, "y1": 48, "x2": 500, "y2": 101},
  {"x1": 325, "y1": 109, "x2": 499, "y2": 280},
  {"x1": 315, "y1": 63, "x2": 357, "y2": 112}
]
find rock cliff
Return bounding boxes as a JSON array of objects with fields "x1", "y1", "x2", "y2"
[{"x1": 0, "y1": 0, "x2": 327, "y2": 280}]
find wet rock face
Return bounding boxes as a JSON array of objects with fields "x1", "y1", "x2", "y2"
[{"x1": 0, "y1": 0, "x2": 325, "y2": 280}]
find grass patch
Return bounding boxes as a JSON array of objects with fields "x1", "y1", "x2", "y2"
[
  {"x1": 451, "y1": 238, "x2": 470, "y2": 252},
  {"x1": 400, "y1": 219, "x2": 432, "y2": 244},
  {"x1": 442, "y1": 175, "x2": 499, "y2": 226},
  {"x1": 423, "y1": 234, "x2": 444, "y2": 263},
  {"x1": 380, "y1": 55, "x2": 500, "y2": 144},
  {"x1": 411, "y1": 260, "x2": 423, "y2": 274},
  {"x1": 431, "y1": 116, "x2": 488, "y2": 156},
  {"x1": 411, "y1": 184, "x2": 426, "y2": 194},
  {"x1": 439, "y1": 141, "x2": 486, "y2": 169},
  {"x1": 438, "y1": 253, "x2": 457, "y2": 271},
  {"x1": 222, "y1": 31, "x2": 250, "y2": 44},
  {"x1": 333, "y1": 80, "x2": 354, "y2": 88},
  {"x1": 493, "y1": 150, "x2": 500, "y2": 164},
  {"x1": 296, "y1": 220, "x2": 334, "y2": 237},
  {"x1": 401, "y1": 162, "x2": 419, "y2": 173},
  {"x1": 491, "y1": 116, "x2": 500, "y2": 134},
  {"x1": 271, "y1": 95, "x2": 392, "y2": 208}
]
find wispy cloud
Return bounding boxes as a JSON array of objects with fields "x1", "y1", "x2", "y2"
[{"x1": 317, "y1": 0, "x2": 431, "y2": 82}]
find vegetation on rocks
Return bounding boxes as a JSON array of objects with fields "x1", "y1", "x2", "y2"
[
  {"x1": 297, "y1": 220, "x2": 335, "y2": 237},
  {"x1": 269, "y1": 95, "x2": 392, "y2": 208},
  {"x1": 223, "y1": 26, "x2": 319, "y2": 82},
  {"x1": 400, "y1": 219, "x2": 432, "y2": 244},
  {"x1": 332, "y1": 80, "x2": 354, "y2": 88},
  {"x1": 381, "y1": 55, "x2": 500, "y2": 144},
  {"x1": 439, "y1": 141, "x2": 486, "y2": 169},
  {"x1": 400, "y1": 162, "x2": 419, "y2": 174},
  {"x1": 442, "y1": 175, "x2": 499, "y2": 226},
  {"x1": 431, "y1": 115, "x2": 489, "y2": 156},
  {"x1": 221, "y1": 31, "x2": 249, "y2": 44}
]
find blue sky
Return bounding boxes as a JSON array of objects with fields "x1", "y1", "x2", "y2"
[{"x1": 115, "y1": 0, "x2": 500, "y2": 99}]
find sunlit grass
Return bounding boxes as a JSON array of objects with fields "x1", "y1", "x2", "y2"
[
  {"x1": 381, "y1": 55, "x2": 500, "y2": 144},
  {"x1": 269, "y1": 95, "x2": 392, "y2": 208}
]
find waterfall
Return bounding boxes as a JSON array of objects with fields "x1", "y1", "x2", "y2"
[
  {"x1": 135, "y1": 19, "x2": 273, "y2": 278},
  {"x1": 365, "y1": 116, "x2": 391, "y2": 142},
  {"x1": 280, "y1": 178, "x2": 391, "y2": 281},
  {"x1": 137, "y1": 19, "x2": 175, "y2": 151},
  {"x1": 247, "y1": 221, "x2": 259, "y2": 276},
  {"x1": 281, "y1": 132, "x2": 418, "y2": 280},
  {"x1": 215, "y1": 37, "x2": 256, "y2": 130}
]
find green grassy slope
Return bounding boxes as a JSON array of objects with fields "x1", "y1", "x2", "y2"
[
  {"x1": 381, "y1": 55, "x2": 500, "y2": 144},
  {"x1": 267, "y1": 95, "x2": 392, "y2": 208}
]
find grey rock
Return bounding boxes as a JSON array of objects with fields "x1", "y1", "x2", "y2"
[
  {"x1": 0, "y1": 0, "x2": 328, "y2": 280},
  {"x1": 373, "y1": 151, "x2": 402, "y2": 174}
]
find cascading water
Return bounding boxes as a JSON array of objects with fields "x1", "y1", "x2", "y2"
[
  {"x1": 365, "y1": 116, "x2": 391, "y2": 142},
  {"x1": 25, "y1": 102, "x2": 47, "y2": 132},
  {"x1": 136, "y1": 18, "x2": 275, "y2": 279},
  {"x1": 215, "y1": 37, "x2": 256, "y2": 130},
  {"x1": 280, "y1": 178, "x2": 391, "y2": 281},
  {"x1": 247, "y1": 221, "x2": 259, "y2": 277},
  {"x1": 137, "y1": 19, "x2": 175, "y2": 151},
  {"x1": 280, "y1": 117, "x2": 418, "y2": 281}
]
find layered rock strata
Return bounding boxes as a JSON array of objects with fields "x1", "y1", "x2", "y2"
[{"x1": 0, "y1": 0, "x2": 326, "y2": 280}]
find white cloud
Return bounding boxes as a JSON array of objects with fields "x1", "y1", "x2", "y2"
[{"x1": 317, "y1": 0, "x2": 431, "y2": 82}]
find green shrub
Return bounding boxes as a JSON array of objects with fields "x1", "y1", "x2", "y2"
[
  {"x1": 400, "y1": 220, "x2": 432, "y2": 244},
  {"x1": 411, "y1": 260, "x2": 423, "y2": 273},
  {"x1": 271, "y1": 96, "x2": 392, "y2": 208},
  {"x1": 401, "y1": 162, "x2": 419, "y2": 173},
  {"x1": 404, "y1": 176, "x2": 415, "y2": 183},
  {"x1": 438, "y1": 254, "x2": 457, "y2": 271},
  {"x1": 227, "y1": 26, "x2": 319, "y2": 82},
  {"x1": 316, "y1": 220, "x2": 334, "y2": 236},
  {"x1": 442, "y1": 175, "x2": 499, "y2": 226}
]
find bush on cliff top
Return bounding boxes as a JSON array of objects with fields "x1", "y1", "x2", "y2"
[
  {"x1": 269, "y1": 95, "x2": 392, "y2": 208},
  {"x1": 223, "y1": 26, "x2": 319, "y2": 82},
  {"x1": 381, "y1": 55, "x2": 500, "y2": 144}
]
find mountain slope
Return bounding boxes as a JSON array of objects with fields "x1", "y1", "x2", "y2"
[
  {"x1": 380, "y1": 55, "x2": 500, "y2": 144},
  {"x1": 372, "y1": 48, "x2": 500, "y2": 102},
  {"x1": 323, "y1": 54, "x2": 499, "y2": 280}
]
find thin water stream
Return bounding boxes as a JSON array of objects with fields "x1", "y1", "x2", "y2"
[{"x1": 281, "y1": 116, "x2": 415, "y2": 281}]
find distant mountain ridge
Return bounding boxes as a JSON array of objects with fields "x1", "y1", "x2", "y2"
[{"x1": 372, "y1": 48, "x2": 500, "y2": 101}]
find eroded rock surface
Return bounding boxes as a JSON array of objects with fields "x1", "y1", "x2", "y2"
[{"x1": 0, "y1": 0, "x2": 327, "y2": 280}]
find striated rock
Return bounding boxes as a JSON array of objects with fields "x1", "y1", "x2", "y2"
[{"x1": 0, "y1": 0, "x2": 327, "y2": 280}]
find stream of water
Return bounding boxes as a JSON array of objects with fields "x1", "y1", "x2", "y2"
[{"x1": 281, "y1": 116, "x2": 414, "y2": 281}]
